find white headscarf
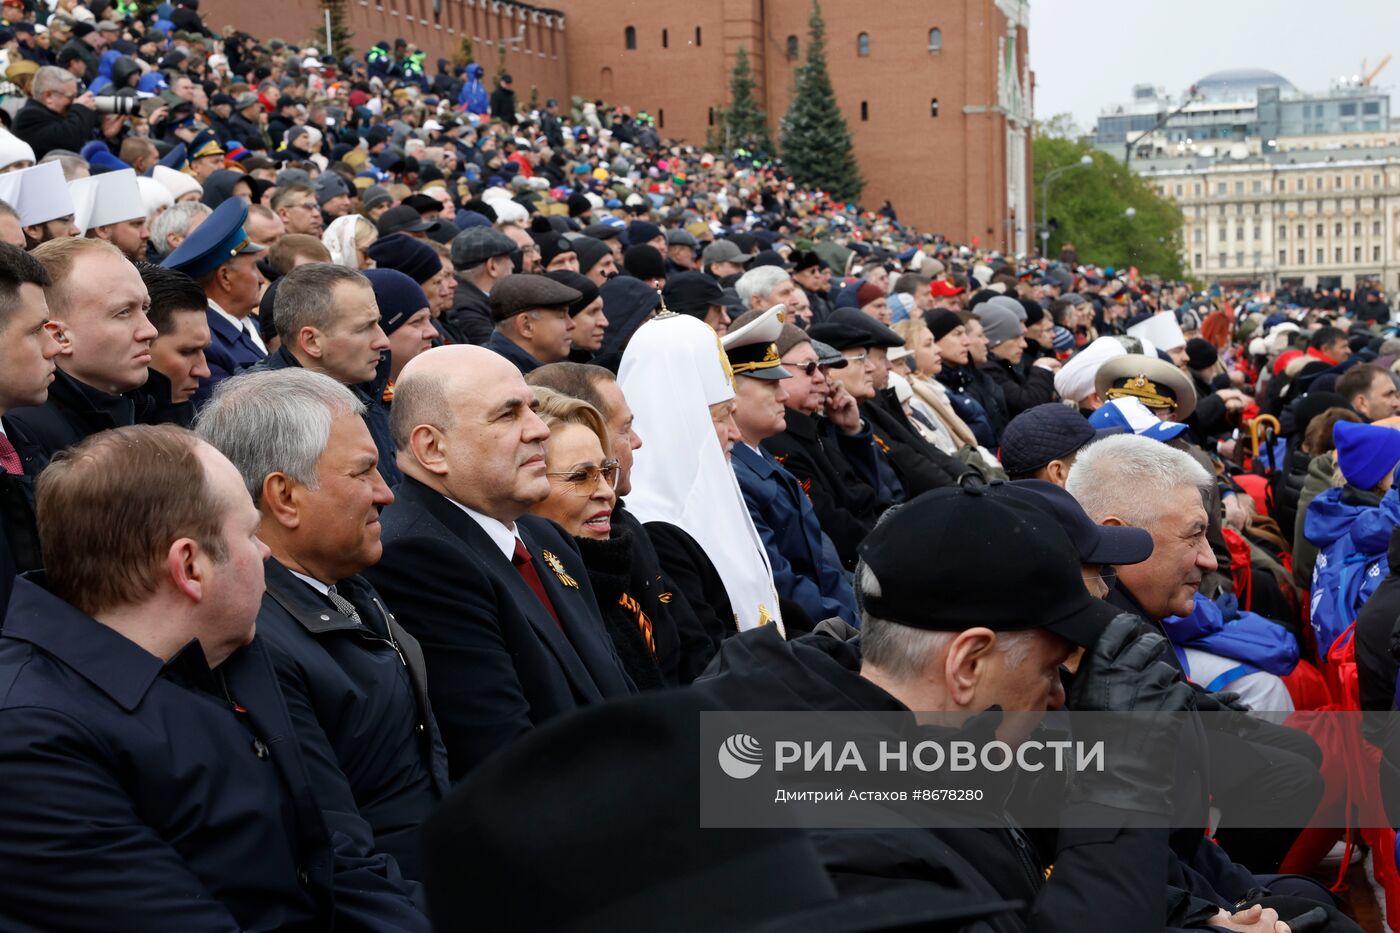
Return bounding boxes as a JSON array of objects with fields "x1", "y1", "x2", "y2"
[
  {"x1": 619, "y1": 313, "x2": 783, "y2": 635},
  {"x1": 322, "y1": 214, "x2": 364, "y2": 268}
]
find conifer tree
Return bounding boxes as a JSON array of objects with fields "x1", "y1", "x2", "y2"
[
  {"x1": 720, "y1": 47, "x2": 773, "y2": 155},
  {"x1": 779, "y1": 0, "x2": 863, "y2": 201}
]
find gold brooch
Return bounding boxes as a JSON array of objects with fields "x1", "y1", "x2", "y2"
[{"x1": 541, "y1": 550, "x2": 579, "y2": 588}]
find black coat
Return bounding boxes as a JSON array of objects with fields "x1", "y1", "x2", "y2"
[
  {"x1": 363, "y1": 478, "x2": 636, "y2": 778},
  {"x1": 0, "y1": 575, "x2": 427, "y2": 931},
  {"x1": 447, "y1": 279, "x2": 493, "y2": 345},
  {"x1": 859, "y1": 389, "x2": 971, "y2": 495},
  {"x1": 257, "y1": 559, "x2": 449, "y2": 882},
  {"x1": 762, "y1": 409, "x2": 884, "y2": 569},
  {"x1": 228, "y1": 112, "x2": 269, "y2": 152},
  {"x1": 5, "y1": 367, "x2": 141, "y2": 474},
  {"x1": 257, "y1": 347, "x2": 402, "y2": 487},
  {"x1": 489, "y1": 85, "x2": 517, "y2": 125},
  {"x1": 643, "y1": 519, "x2": 732, "y2": 671},
  {"x1": 1357, "y1": 527, "x2": 1400, "y2": 720},
  {"x1": 11, "y1": 97, "x2": 99, "y2": 160},
  {"x1": 572, "y1": 532, "x2": 666, "y2": 690},
  {"x1": 692, "y1": 624, "x2": 1169, "y2": 933},
  {"x1": 981, "y1": 356, "x2": 1057, "y2": 418},
  {"x1": 0, "y1": 463, "x2": 37, "y2": 627}
]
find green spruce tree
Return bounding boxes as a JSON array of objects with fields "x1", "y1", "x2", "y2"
[
  {"x1": 779, "y1": 0, "x2": 863, "y2": 202},
  {"x1": 720, "y1": 47, "x2": 773, "y2": 155},
  {"x1": 319, "y1": 0, "x2": 354, "y2": 61}
]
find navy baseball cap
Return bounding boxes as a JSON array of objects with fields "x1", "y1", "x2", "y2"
[{"x1": 984, "y1": 480, "x2": 1154, "y2": 567}]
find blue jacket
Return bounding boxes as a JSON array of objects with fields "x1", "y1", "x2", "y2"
[
  {"x1": 1160, "y1": 592, "x2": 1299, "y2": 691},
  {"x1": 257, "y1": 559, "x2": 449, "y2": 884},
  {"x1": 457, "y1": 63, "x2": 489, "y2": 114},
  {"x1": 1305, "y1": 484, "x2": 1400, "y2": 656},
  {"x1": 731, "y1": 443, "x2": 858, "y2": 629},
  {"x1": 258, "y1": 346, "x2": 402, "y2": 487},
  {"x1": 484, "y1": 329, "x2": 544, "y2": 374},
  {"x1": 0, "y1": 575, "x2": 427, "y2": 931},
  {"x1": 197, "y1": 306, "x2": 267, "y2": 406}
]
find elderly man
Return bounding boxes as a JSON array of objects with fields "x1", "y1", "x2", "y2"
[
  {"x1": 149, "y1": 201, "x2": 212, "y2": 259},
  {"x1": 448, "y1": 225, "x2": 517, "y2": 345},
  {"x1": 723, "y1": 307, "x2": 857, "y2": 631},
  {"x1": 6, "y1": 238, "x2": 155, "y2": 471},
  {"x1": 161, "y1": 198, "x2": 268, "y2": 404},
  {"x1": 0, "y1": 424, "x2": 426, "y2": 930},
  {"x1": 484, "y1": 273, "x2": 581, "y2": 374},
  {"x1": 11, "y1": 65, "x2": 98, "y2": 159},
  {"x1": 1068, "y1": 433, "x2": 1327, "y2": 878},
  {"x1": 0, "y1": 243, "x2": 60, "y2": 621},
  {"x1": 695, "y1": 487, "x2": 1195, "y2": 933},
  {"x1": 735, "y1": 265, "x2": 810, "y2": 323},
  {"x1": 260, "y1": 263, "x2": 398, "y2": 486},
  {"x1": 364, "y1": 346, "x2": 634, "y2": 777},
  {"x1": 197, "y1": 369, "x2": 448, "y2": 883},
  {"x1": 137, "y1": 263, "x2": 211, "y2": 427}
]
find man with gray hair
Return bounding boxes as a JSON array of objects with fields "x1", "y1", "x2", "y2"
[
  {"x1": 196, "y1": 368, "x2": 447, "y2": 885},
  {"x1": 149, "y1": 201, "x2": 212, "y2": 259},
  {"x1": 260, "y1": 262, "x2": 397, "y2": 484},
  {"x1": 12, "y1": 65, "x2": 98, "y2": 159},
  {"x1": 735, "y1": 264, "x2": 812, "y2": 325}
]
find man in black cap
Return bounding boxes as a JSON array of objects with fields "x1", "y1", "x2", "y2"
[
  {"x1": 625, "y1": 220, "x2": 664, "y2": 255},
  {"x1": 543, "y1": 270, "x2": 607, "y2": 361},
  {"x1": 789, "y1": 249, "x2": 833, "y2": 324},
  {"x1": 663, "y1": 228, "x2": 698, "y2": 274},
  {"x1": 581, "y1": 222, "x2": 625, "y2": 263},
  {"x1": 1000, "y1": 402, "x2": 1117, "y2": 485},
  {"x1": 622, "y1": 243, "x2": 666, "y2": 289},
  {"x1": 448, "y1": 225, "x2": 518, "y2": 345},
  {"x1": 377, "y1": 205, "x2": 432, "y2": 240},
  {"x1": 696, "y1": 487, "x2": 1196, "y2": 933},
  {"x1": 489, "y1": 72, "x2": 516, "y2": 125},
  {"x1": 570, "y1": 235, "x2": 618, "y2": 287},
  {"x1": 661, "y1": 271, "x2": 730, "y2": 335},
  {"x1": 810, "y1": 308, "x2": 973, "y2": 496},
  {"x1": 484, "y1": 273, "x2": 581, "y2": 374}
]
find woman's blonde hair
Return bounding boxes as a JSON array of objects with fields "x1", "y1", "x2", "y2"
[{"x1": 531, "y1": 386, "x2": 612, "y2": 458}]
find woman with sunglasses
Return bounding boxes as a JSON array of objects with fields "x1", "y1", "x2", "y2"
[{"x1": 527, "y1": 386, "x2": 665, "y2": 689}]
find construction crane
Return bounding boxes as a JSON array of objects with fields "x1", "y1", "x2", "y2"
[{"x1": 1361, "y1": 54, "x2": 1392, "y2": 86}]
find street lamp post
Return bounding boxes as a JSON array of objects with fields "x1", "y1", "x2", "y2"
[{"x1": 1039, "y1": 154, "x2": 1093, "y2": 259}]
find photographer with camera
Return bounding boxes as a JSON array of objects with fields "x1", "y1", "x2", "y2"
[{"x1": 11, "y1": 65, "x2": 98, "y2": 159}]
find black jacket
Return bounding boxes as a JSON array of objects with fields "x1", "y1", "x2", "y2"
[
  {"x1": 447, "y1": 279, "x2": 493, "y2": 345},
  {"x1": 0, "y1": 575, "x2": 427, "y2": 930},
  {"x1": 0, "y1": 460, "x2": 37, "y2": 627},
  {"x1": 5, "y1": 367, "x2": 141, "y2": 474},
  {"x1": 257, "y1": 559, "x2": 449, "y2": 882},
  {"x1": 11, "y1": 97, "x2": 99, "y2": 160},
  {"x1": 572, "y1": 532, "x2": 666, "y2": 690},
  {"x1": 1358, "y1": 527, "x2": 1400, "y2": 720},
  {"x1": 640, "y1": 520, "x2": 731, "y2": 671},
  {"x1": 363, "y1": 478, "x2": 636, "y2": 778},
  {"x1": 693, "y1": 624, "x2": 1169, "y2": 933},
  {"x1": 981, "y1": 356, "x2": 1057, "y2": 418},
  {"x1": 257, "y1": 347, "x2": 402, "y2": 487},
  {"x1": 228, "y1": 112, "x2": 269, "y2": 152},
  {"x1": 859, "y1": 388, "x2": 972, "y2": 496},
  {"x1": 489, "y1": 85, "x2": 517, "y2": 125}
]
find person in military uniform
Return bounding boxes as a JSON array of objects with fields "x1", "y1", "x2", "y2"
[
  {"x1": 484, "y1": 273, "x2": 582, "y2": 375},
  {"x1": 160, "y1": 197, "x2": 267, "y2": 405},
  {"x1": 722, "y1": 305, "x2": 857, "y2": 632}
]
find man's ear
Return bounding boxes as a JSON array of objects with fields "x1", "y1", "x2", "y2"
[
  {"x1": 942, "y1": 627, "x2": 996, "y2": 708},
  {"x1": 408, "y1": 423, "x2": 449, "y2": 476},
  {"x1": 259, "y1": 472, "x2": 301, "y2": 529}
]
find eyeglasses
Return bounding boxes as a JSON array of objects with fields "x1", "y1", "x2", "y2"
[
  {"x1": 842, "y1": 352, "x2": 869, "y2": 365},
  {"x1": 286, "y1": 201, "x2": 318, "y2": 211},
  {"x1": 782, "y1": 359, "x2": 820, "y2": 377},
  {"x1": 546, "y1": 459, "x2": 619, "y2": 493}
]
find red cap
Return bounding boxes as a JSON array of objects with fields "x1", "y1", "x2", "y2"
[{"x1": 930, "y1": 279, "x2": 965, "y2": 298}]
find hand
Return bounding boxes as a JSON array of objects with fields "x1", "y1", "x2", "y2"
[
  {"x1": 73, "y1": 92, "x2": 96, "y2": 111},
  {"x1": 1032, "y1": 357, "x2": 1061, "y2": 371},
  {"x1": 100, "y1": 113, "x2": 125, "y2": 138},
  {"x1": 826, "y1": 385, "x2": 862, "y2": 435},
  {"x1": 1207, "y1": 905, "x2": 1291, "y2": 932},
  {"x1": 146, "y1": 104, "x2": 168, "y2": 125}
]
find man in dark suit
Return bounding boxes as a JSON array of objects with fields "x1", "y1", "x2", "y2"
[
  {"x1": 161, "y1": 198, "x2": 268, "y2": 405},
  {"x1": 196, "y1": 368, "x2": 448, "y2": 884},
  {"x1": 365, "y1": 344, "x2": 635, "y2": 778},
  {"x1": 0, "y1": 423, "x2": 426, "y2": 929},
  {"x1": 5, "y1": 237, "x2": 156, "y2": 474},
  {"x1": 0, "y1": 242, "x2": 61, "y2": 623}
]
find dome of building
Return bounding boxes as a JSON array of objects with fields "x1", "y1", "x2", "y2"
[{"x1": 1191, "y1": 68, "x2": 1297, "y2": 102}]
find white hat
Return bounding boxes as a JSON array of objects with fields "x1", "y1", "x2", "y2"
[
  {"x1": 153, "y1": 163, "x2": 202, "y2": 201},
  {"x1": 0, "y1": 160, "x2": 73, "y2": 227},
  {"x1": 1126, "y1": 311, "x2": 1186, "y2": 352},
  {"x1": 137, "y1": 174, "x2": 173, "y2": 217},
  {"x1": 302, "y1": 57, "x2": 322, "y2": 70},
  {"x1": 69, "y1": 168, "x2": 145, "y2": 235},
  {"x1": 0, "y1": 130, "x2": 34, "y2": 171},
  {"x1": 423, "y1": 119, "x2": 443, "y2": 132},
  {"x1": 1054, "y1": 335, "x2": 1126, "y2": 403}
]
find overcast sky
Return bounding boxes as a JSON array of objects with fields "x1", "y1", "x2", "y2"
[{"x1": 1029, "y1": 0, "x2": 1400, "y2": 134}]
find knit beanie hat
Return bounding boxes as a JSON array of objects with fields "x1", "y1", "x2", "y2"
[
  {"x1": 925, "y1": 308, "x2": 962, "y2": 342},
  {"x1": 855, "y1": 281, "x2": 884, "y2": 309},
  {"x1": 977, "y1": 303, "x2": 1023, "y2": 349},
  {"x1": 365, "y1": 233, "x2": 441, "y2": 285},
  {"x1": 364, "y1": 268, "x2": 429, "y2": 334},
  {"x1": 1334, "y1": 420, "x2": 1400, "y2": 490},
  {"x1": 1184, "y1": 337, "x2": 1218, "y2": 371}
]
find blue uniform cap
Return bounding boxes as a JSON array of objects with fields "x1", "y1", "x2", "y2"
[{"x1": 160, "y1": 197, "x2": 265, "y2": 279}]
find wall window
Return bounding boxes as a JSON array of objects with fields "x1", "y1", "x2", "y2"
[
  {"x1": 1234, "y1": 181, "x2": 1244, "y2": 194},
  {"x1": 1279, "y1": 249, "x2": 1287, "y2": 263},
  {"x1": 1278, "y1": 225, "x2": 1286, "y2": 239},
  {"x1": 1355, "y1": 246, "x2": 1362, "y2": 261},
  {"x1": 1317, "y1": 248, "x2": 1324, "y2": 262},
  {"x1": 1194, "y1": 253, "x2": 1203, "y2": 267},
  {"x1": 1375, "y1": 245, "x2": 1382, "y2": 261},
  {"x1": 661, "y1": 29, "x2": 668, "y2": 48},
  {"x1": 1335, "y1": 247, "x2": 1343, "y2": 262},
  {"x1": 695, "y1": 26, "x2": 702, "y2": 46},
  {"x1": 1218, "y1": 252, "x2": 1227, "y2": 267},
  {"x1": 1374, "y1": 220, "x2": 1382, "y2": 235},
  {"x1": 860, "y1": 100, "x2": 868, "y2": 121},
  {"x1": 1316, "y1": 224, "x2": 1324, "y2": 236},
  {"x1": 1335, "y1": 222, "x2": 1343, "y2": 236},
  {"x1": 658, "y1": 109, "x2": 665, "y2": 128},
  {"x1": 624, "y1": 26, "x2": 636, "y2": 50},
  {"x1": 1236, "y1": 251, "x2": 1244, "y2": 267},
  {"x1": 787, "y1": 36, "x2": 799, "y2": 59},
  {"x1": 1253, "y1": 226, "x2": 1261, "y2": 240},
  {"x1": 857, "y1": 32, "x2": 870, "y2": 56},
  {"x1": 1235, "y1": 226, "x2": 1244, "y2": 241},
  {"x1": 1252, "y1": 180, "x2": 1262, "y2": 193},
  {"x1": 1297, "y1": 225, "x2": 1304, "y2": 237},
  {"x1": 1175, "y1": 184, "x2": 1183, "y2": 197},
  {"x1": 1216, "y1": 182, "x2": 1227, "y2": 195},
  {"x1": 1298, "y1": 249, "x2": 1306, "y2": 263},
  {"x1": 1354, "y1": 221, "x2": 1362, "y2": 236},
  {"x1": 928, "y1": 27, "x2": 941, "y2": 52},
  {"x1": 1194, "y1": 183, "x2": 1202, "y2": 196},
  {"x1": 1194, "y1": 228, "x2": 1203, "y2": 244},
  {"x1": 930, "y1": 98, "x2": 939, "y2": 117}
]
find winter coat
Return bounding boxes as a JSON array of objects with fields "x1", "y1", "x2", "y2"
[
  {"x1": 980, "y1": 356, "x2": 1057, "y2": 418},
  {"x1": 11, "y1": 96, "x2": 98, "y2": 160},
  {"x1": 1356, "y1": 526, "x2": 1400, "y2": 718},
  {"x1": 1305, "y1": 483, "x2": 1400, "y2": 656},
  {"x1": 489, "y1": 84, "x2": 517, "y2": 125},
  {"x1": 571, "y1": 531, "x2": 666, "y2": 690},
  {"x1": 935, "y1": 364, "x2": 998, "y2": 448},
  {"x1": 1292, "y1": 451, "x2": 1336, "y2": 588},
  {"x1": 447, "y1": 278, "x2": 493, "y2": 345},
  {"x1": 4, "y1": 368, "x2": 140, "y2": 475},
  {"x1": 456, "y1": 64, "x2": 488, "y2": 113}
]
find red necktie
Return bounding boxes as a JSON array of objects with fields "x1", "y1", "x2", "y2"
[
  {"x1": 0, "y1": 433, "x2": 21, "y2": 476},
  {"x1": 512, "y1": 538, "x2": 562, "y2": 629}
]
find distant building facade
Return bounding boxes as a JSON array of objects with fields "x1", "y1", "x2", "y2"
[{"x1": 199, "y1": 0, "x2": 1035, "y2": 252}]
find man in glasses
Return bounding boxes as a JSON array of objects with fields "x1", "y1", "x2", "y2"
[
  {"x1": 365, "y1": 345, "x2": 635, "y2": 778},
  {"x1": 272, "y1": 182, "x2": 325, "y2": 237},
  {"x1": 722, "y1": 306, "x2": 857, "y2": 633}
]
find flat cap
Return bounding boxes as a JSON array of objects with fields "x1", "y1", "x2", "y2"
[
  {"x1": 807, "y1": 307, "x2": 903, "y2": 351},
  {"x1": 489, "y1": 273, "x2": 582, "y2": 322},
  {"x1": 702, "y1": 239, "x2": 754, "y2": 266},
  {"x1": 451, "y1": 225, "x2": 518, "y2": 269},
  {"x1": 811, "y1": 338, "x2": 848, "y2": 368},
  {"x1": 664, "y1": 228, "x2": 699, "y2": 248},
  {"x1": 543, "y1": 269, "x2": 600, "y2": 316},
  {"x1": 998, "y1": 403, "x2": 1118, "y2": 476}
]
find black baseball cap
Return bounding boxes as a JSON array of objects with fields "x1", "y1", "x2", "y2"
[
  {"x1": 998, "y1": 402, "x2": 1121, "y2": 476},
  {"x1": 857, "y1": 486, "x2": 1119, "y2": 647},
  {"x1": 983, "y1": 480, "x2": 1154, "y2": 567}
]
